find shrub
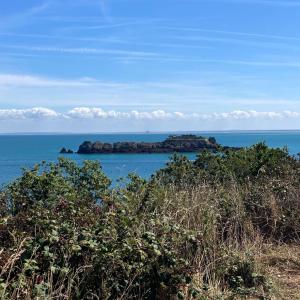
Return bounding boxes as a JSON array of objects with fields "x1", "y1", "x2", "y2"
[{"x1": 0, "y1": 159, "x2": 198, "y2": 299}]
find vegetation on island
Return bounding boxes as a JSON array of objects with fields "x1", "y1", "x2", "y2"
[
  {"x1": 73, "y1": 135, "x2": 232, "y2": 154},
  {"x1": 1, "y1": 143, "x2": 300, "y2": 299}
]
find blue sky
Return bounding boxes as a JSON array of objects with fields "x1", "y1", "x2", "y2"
[{"x1": 1, "y1": 0, "x2": 300, "y2": 132}]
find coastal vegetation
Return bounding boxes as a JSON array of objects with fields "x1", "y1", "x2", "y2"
[{"x1": 1, "y1": 142, "x2": 300, "y2": 299}]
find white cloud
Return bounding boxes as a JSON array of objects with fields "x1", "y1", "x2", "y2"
[
  {"x1": 209, "y1": 110, "x2": 284, "y2": 120},
  {"x1": 0, "y1": 107, "x2": 300, "y2": 121},
  {"x1": 67, "y1": 107, "x2": 128, "y2": 119},
  {"x1": 67, "y1": 107, "x2": 173, "y2": 120},
  {"x1": 0, "y1": 107, "x2": 60, "y2": 120}
]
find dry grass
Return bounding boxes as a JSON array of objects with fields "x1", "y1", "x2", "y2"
[
  {"x1": 151, "y1": 184, "x2": 300, "y2": 299},
  {"x1": 260, "y1": 244, "x2": 300, "y2": 300},
  {"x1": 184, "y1": 243, "x2": 300, "y2": 300}
]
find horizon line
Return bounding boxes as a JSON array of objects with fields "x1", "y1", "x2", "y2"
[{"x1": 1, "y1": 129, "x2": 300, "y2": 135}]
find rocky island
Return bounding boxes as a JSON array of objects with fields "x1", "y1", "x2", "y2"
[{"x1": 60, "y1": 135, "x2": 236, "y2": 154}]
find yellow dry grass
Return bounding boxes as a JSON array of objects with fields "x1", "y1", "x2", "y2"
[{"x1": 262, "y1": 244, "x2": 300, "y2": 300}]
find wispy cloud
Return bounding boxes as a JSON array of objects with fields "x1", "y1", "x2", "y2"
[
  {"x1": 0, "y1": 32, "x2": 124, "y2": 44},
  {"x1": 204, "y1": 0, "x2": 300, "y2": 7},
  {"x1": 0, "y1": 73, "x2": 298, "y2": 111},
  {"x1": 99, "y1": 0, "x2": 112, "y2": 22},
  {"x1": 0, "y1": 32, "x2": 213, "y2": 52},
  {"x1": 0, "y1": 74, "x2": 97, "y2": 87},
  {"x1": 168, "y1": 33, "x2": 300, "y2": 51},
  {"x1": 116, "y1": 55, "x2": 300, "y2": 68},
  {"x1": 59, "y1": 21, "x2": 142, "y2": 31},
  {"x1": 153, "y1": 57, "x2": 300, "y2": 68},
  {"x1": 157, "y1": 26, "x2": 300, "y2": 42},
  {"x1": 3, "y1": 45, "x2": 158, "y2": 58},
  {"x1": 0, "y1": 1, "x2": 50, "y2": 29}
]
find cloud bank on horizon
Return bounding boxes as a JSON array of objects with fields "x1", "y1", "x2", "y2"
[
  {"x1": 0, "y1": 0, "x2": 300, "y2": 131},
  {"x1": 1, "y1": 107, "x2": 300, "y2": 121},
  {"x1": 0, "y1": 107, "x2": 299, "y2": 132}
]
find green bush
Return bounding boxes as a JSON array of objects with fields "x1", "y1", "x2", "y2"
[{"x1": 0, "y1": 159, "x2": 198, "y2": 299}]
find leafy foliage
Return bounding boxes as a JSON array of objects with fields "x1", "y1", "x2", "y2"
[{"x1": 0, "y1": 159, "x2": 197, "y2": 299}]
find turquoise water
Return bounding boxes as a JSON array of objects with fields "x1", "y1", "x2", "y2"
[{"x1": 0, "y1": 131, "x2": 299, "y2": 186}]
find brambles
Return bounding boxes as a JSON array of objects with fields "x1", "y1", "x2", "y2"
[
  {"x1": 0, "y1": 159, "x2": 198, "y2": 299},
  {"x1": 0, "y1": 144, "x2": 299, "y2": 299}
]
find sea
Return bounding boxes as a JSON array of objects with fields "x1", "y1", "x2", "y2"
[{"x1": 0, "y1": 131, "x2": 299, "y2": 187}]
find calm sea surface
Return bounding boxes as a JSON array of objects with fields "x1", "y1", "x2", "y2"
[{"x1": 0, "y1": 131, "x2": 299, "y2": 186}]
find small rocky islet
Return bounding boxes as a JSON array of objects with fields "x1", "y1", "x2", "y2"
[
  {"x1": 59, "y1": 147, "x2": 74, "y2": 154},
  {"x1": 60, "y1": 134, "x2": 237, "y2": 154}
]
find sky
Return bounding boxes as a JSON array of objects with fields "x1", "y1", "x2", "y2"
[{"x1": 1, "y1": 0, "x2": 300, "y2": 132}]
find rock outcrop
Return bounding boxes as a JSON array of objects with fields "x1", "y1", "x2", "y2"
[
  {"x1": 76, "y1": 135, "x2": 224, "y2": 154},
  {"x1": 60, "y1": 147, "x2": 74, "y2": 154}
]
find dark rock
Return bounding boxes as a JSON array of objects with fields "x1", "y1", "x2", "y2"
[
  {"x1": 103, "y1": 143, "x2": 113, "y2": 153},
  {"x1": 60, "y1": 147, "x2": 74, "y2": 154},
  {"x1": 208, "y1": 137, "x2": 217, "y2": 144},
  {"x1": 78, "y1": 141, "x2": 94, "y2": 153}
]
